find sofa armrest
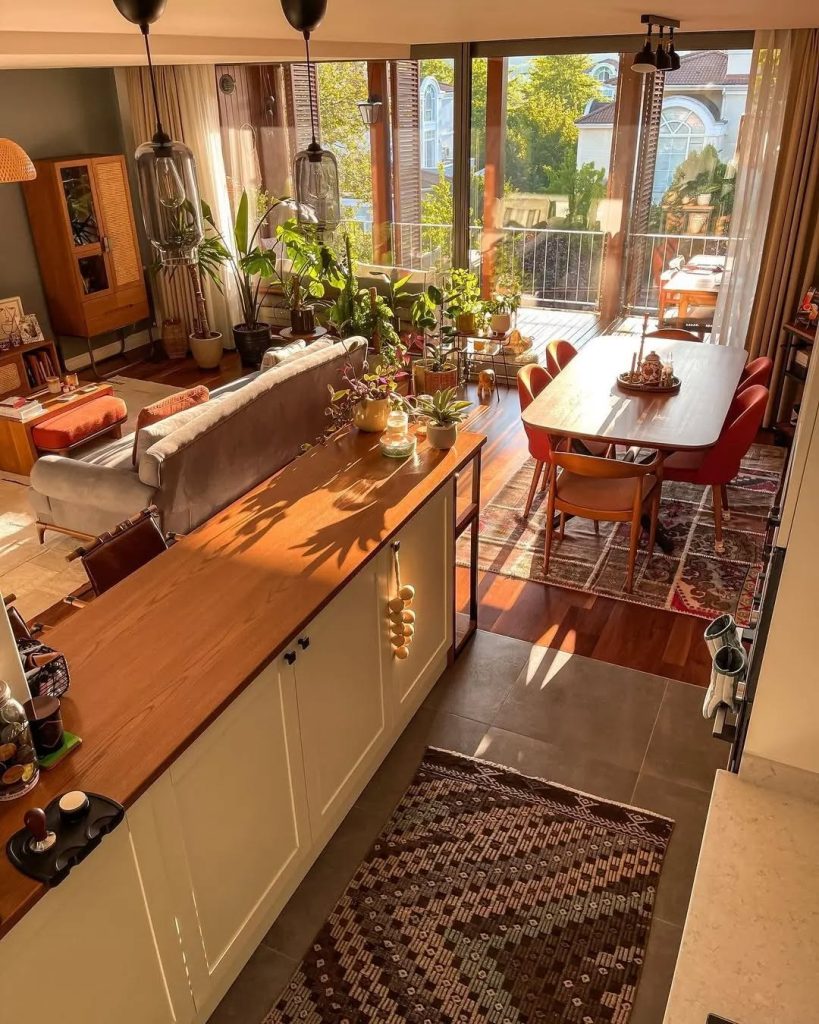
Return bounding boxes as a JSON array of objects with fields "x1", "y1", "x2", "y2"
[{"x1": 30, "y1": 455, "x2": 156, "y2": 514}]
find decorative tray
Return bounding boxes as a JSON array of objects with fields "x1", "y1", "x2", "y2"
[{"x1": 617, "y1": 372, "x2": 681, "y2": 395}]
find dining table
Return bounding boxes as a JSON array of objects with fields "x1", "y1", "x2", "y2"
[{"x1": 521, "y1": 334, "x2": 747, "y2": 453}]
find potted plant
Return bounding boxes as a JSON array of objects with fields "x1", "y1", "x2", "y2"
[
  {"x1": 328, "y1": 358, "x2": 399, "y2": 433},
  {"x1": 416, "y1": 388, "x2": 471, "y2": 450},
  {"x1": 409, "y1": 285, "x2": 459, "y2": 394},
  {"x1": 200, "y1": 191, "x2": 278, "y2": 368},
  {"x1": 277, "y1": 220, "x2": 343, "y2": 335},
  {"x1": 445, "y1": 268, "x2": 482, "y2": 334}
]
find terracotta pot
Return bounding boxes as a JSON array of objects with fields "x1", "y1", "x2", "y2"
[
  {"x1": 455, "y1": 312, "x2": 477, "y2": 334},
  {"x1": 427, "y1": 423, "x2": 458, "y2": 450},
  {"x1": 353, "y1": 398, "x2": 390, "y2": 432},
  {"x1": 189, "y1": 331, "x2": 223, "y2": 370},
  {"x1": 413, "y1": 360, "x2": 458, "y2": 396},
  {"x1": 490, "y1": 313, "x2": 511, "y2": 335},
  {"x1": 233, "y1": 322, "x2": 271, "y2": 369},
  {"x1": 290, "y1": 307, "x2": 316, "y2": 335}
]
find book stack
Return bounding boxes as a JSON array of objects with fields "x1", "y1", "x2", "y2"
[
  {"x1": 22, "y1": 348, "x2": 58, "y2": 389},
  {"x1": 0, "y1": 396, "x2": 44, "y2": 421}
]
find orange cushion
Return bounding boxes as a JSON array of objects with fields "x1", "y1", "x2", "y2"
[
  {"x1": 33, "y1": 396, "x2": 128, "y2": 452},
  {"x1": 132, "y1": 385, "x2": 209, "y2": 464}
]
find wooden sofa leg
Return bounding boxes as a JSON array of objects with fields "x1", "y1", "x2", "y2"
[{"x1": 36, "y1": 523, "x2": 46, "y2": 544}]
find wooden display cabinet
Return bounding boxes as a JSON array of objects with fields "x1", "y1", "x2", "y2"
[
  {"x1": 22, "y1": 156, "x2": 149, "y2": 356},
  {"x1": 0, "y1": 337, "x2": 60, "y2": 399}
]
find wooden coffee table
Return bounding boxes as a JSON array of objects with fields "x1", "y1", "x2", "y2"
[{"x1": 0, "y1": 383, "x2": 114, "y2": 475}]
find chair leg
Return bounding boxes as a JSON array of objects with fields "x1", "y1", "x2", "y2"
[
  {"x1": 647, "y1": 491, "x2": 659, "y2": 563},
  {"x1": 558, "y1": 512, "x2": 566, "y2": 540},
  {"x1": 543, "y1": 475, "x2": 557, "y2": 577},
  {"x1": 593, "y1": 519, "x2": 600, "y2": 536},
  {"x1": 712, "y1": 484, "x2": 725, "y2": 554},
  {"x1": 720, "y1": 483, "x2": 730, "y2": 521},
  {"x1": 626, "y1": 511, "x2": 642, "y2": 593},
  {"x1": 523, "y1": 461, "x2": 543, "y2": 519}
]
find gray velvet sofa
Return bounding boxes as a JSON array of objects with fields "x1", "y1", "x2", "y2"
[{"x1": 29, "y1": 338, "x2": 365, "y2": 540}]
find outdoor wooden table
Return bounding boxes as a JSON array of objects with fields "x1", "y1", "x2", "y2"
[
  {"x1": 658, "y1": 267, "x2": 722, "y2": 331},
  {"x1": 521, "y1": 334, "x2": 747, "y2": 452}
]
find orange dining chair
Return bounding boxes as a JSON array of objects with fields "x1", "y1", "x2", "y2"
[
  {"x1": 663, "y1": 385, "x2": 768, "y2": 552},
  {"x1": 736, "y1": 356, "x2": 773, "y2": 395},
  {"x1": 545, "y1": 339, "x2": 577, "y2": 378},
  {"x1": 517, "y1": 364, "x2": 556, "y2": 517},
  {"x1": 646, "y1": 328, "x2": 702, "y2": 342},
  {"x1": 543, "y1": 449, "x2": 663, "y2": 593}
]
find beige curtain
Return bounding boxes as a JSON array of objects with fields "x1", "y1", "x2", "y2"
[
  {"x1": 125, "y1": 64, "x2": 237, "y2": 344},
  {"x1": 746, "y1": 30, "x2": 819, "y2": 426}
]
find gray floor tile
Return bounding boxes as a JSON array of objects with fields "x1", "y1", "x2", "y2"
[
  {"x1": 494, "y1": 647, "x2": 667, "y2": 772},
  {"x1": 424, "y1": 629, "x2": 533, "y2": 722},
  {"x1": 208, "y1": 944, "x2": 296, "y2": 1023},
  {"x1": 476, "y1": 726, "x2": 639, "y2": 803},
  {"x1": 630, "y1": 919, "x2": 682, "y2": 1024},
  {"x1": 642, "y1": 680, "x2": 729, "y2": 792},
  {"x1": 631, "y1": 773, "x2": 711, "y2": 928}
]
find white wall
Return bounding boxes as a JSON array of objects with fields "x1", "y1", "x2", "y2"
[{"x1": 576, "y1": 126, "x2": 613, "y2": 177}]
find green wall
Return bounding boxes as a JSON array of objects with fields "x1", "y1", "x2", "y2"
[{"x1": 0, "y1": 68, "x2": 125, "y2": 357}]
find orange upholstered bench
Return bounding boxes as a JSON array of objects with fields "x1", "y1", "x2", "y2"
[{"x1": 32, "y1": 396, "x2": 128, "y2": 455}]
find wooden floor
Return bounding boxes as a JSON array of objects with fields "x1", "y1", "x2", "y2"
[{"x1": 62, "y1": 333, "x2": 717, "y2": 688}]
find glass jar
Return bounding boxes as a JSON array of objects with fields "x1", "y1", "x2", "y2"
[
  {"x1": 0, "y1": 682, "x2": 39, "y2": 801},
  {"x1": 379, "y1": 408, "x2": 417, "y2": 459}
]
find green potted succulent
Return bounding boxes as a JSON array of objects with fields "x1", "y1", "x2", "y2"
[
  {"x1": 485, "y1": 276, "x2": 522, "y2": 334},
  {"x1": 416, "y1": 388, "x2": 471, "y2": 450},
  {"x1": 445, "y1": 268, "x2": 482, "y2": 334}
]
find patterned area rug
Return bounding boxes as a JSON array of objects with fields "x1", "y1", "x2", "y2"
[
  {"x1": 265, "y1": 748, "x2": 673, "y2": 1024},
  {"x1": 459, "y1": 444, "x2": 784, "y2": 627}
]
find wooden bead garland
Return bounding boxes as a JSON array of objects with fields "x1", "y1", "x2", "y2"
[{"x1": 387, "y1": 542, "x2": 416, "y2": 660}]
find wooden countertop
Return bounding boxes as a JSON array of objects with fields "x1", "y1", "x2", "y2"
[{"x1": 0, "y1": 428, "x2": 486, "y2": 938}]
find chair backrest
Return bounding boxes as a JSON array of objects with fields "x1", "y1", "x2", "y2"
[
  {"x1": 737, "y1": 356, "x2": 773, "y2": 393},
  {"x1": 71, "y1": 506, "x2": 169, "y2": 596},
  {"x1": 550, "y1": 448, "x2": 661, "y2": 481},
  {"x1": 699, "y1": 384, "x2": 768, "y2": 483},
  {"x1": 545, "y1": 339, "x2": 577, "y2": 378},
  {"x1": 646, "y1": 328, "x2": 701, "y2": 342},
  {"x1": 516, "y1": 364, "x2": 552, "y2": 411}
]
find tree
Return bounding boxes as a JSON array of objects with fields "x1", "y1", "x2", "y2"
[
  {"x1": 548, "y1": 153, "x2": 606, "y2": 228},
  {"x1": 316, "y1": 62, "x2": 372, "y2": 209}
]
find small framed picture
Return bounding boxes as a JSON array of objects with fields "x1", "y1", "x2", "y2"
[
  {"x1": 19, "y1": 313, "x2": 44, "y2": 344},
  {"x1": 0, "y1": 297, "x2": 24, "y2": 342}
]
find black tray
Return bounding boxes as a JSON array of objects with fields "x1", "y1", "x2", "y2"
[{"x1": 6, "y1": 792, "x2": 124, "y2": 886}]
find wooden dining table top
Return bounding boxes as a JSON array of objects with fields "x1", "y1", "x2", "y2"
[{"x1": 522, "y1": 335, "x2": 747, "y2": 451}]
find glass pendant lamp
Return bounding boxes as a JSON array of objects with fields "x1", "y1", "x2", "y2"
[
  {"x1": 113, "y1": 0, "x2": 204, "y2": 263},
  {"x1": 280, "y1": 0, "x2": 341, "y2": 234}
]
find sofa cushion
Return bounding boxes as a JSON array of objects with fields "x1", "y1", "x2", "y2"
[
  {"x1": 132, "y1": 385, "x2": 209, "y2": 465},
  {"x1": 136, "y1": 396, "x2": 230, "y2": 488},
  {"x1": 261, "y1": 340, "x2": 306, "y2": 370},
  {"x1": 32, "y1": 396, "x2": 128, "y2": 452}
]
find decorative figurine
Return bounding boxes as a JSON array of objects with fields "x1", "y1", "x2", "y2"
[
  {"x1": 640, "y1": 351, "x2": 663, "y2": 385},
  {"x1": 477, "y1": 367, "x2": 496, "y2": 398}
]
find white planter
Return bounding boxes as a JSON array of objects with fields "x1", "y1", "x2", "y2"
[
  {"x1": 189, "y1": 332, "x2": 223, "y2": 370},
  {"x1": 427, "y1": 423, "x2": 458, "y2": 450},
  {"x1": 490, "y1": 313, "x2": 511, "y2": 335},
  {"x1": 697, "y1": 193, "x2": 711, "y2": 206}
]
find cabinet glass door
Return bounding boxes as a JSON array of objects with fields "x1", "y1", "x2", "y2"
[
  {"x1": 77, "y1": 254, "x2": 110, "y2": 295},
  {"x1": 60, "y1": 165, "x2": 101, "y2": 247}
]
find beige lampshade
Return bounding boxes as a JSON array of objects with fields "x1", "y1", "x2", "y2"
[{"x1": 0, "y1": 139, "x2": 36, "y2": 183}]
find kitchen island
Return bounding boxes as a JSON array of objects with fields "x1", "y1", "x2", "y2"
[{"x1": 0, "y1": 427, "x2": 484, "y2": 1023}]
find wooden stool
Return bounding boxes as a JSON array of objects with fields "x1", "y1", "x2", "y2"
[{"x1": 31, "y1": 395, "x2": 127, "y2": 456}]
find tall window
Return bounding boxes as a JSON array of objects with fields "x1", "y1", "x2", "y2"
[
  {"x1": 654, "y1": 105, "x2": 707, "y2": 199},
  {"x1": 422, "y1": 80, "x2": 438, "y2": 170}
]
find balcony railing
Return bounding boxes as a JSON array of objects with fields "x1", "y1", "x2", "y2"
[{"x1": 340, "y1": 217, "x2": 731, "y2": 316}]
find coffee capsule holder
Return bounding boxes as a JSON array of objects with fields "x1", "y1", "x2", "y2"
[
  {"x1": 386, "y1": 541, "x2": 416, "y2": 661},
  {"x1": 6, "y1": 792, "x2": 124, "y2": 886}
]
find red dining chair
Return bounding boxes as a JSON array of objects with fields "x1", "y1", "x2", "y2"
[
  {"x1": 517, "y1": 364, "x2": 555, "y2": 517},
  {"x1": 736, "y1": 356, "x2": 773, "y2": 395},
  {"x1": 663, "y1": 385, "x2": 768, "y2": 552},
  {"x1": 545, "y1": 339, "x2": 577, "y2": 378},
  {"x1": 647, "y1": 328, "x2": 701, "y2": 342}
]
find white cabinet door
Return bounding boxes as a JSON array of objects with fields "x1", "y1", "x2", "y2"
[
  {"x1": 380, "y1": 484, "x2": 453, "y2": 728},
  {"x1": 0, "y1": 823, "x2": 193, "y2": 1024},
  {"x1": 157, "y1": 659, "x2": 311, "y2": 1015},
  {"x1": 294, "y1": 562, "x2": 388, "y2": 845}
]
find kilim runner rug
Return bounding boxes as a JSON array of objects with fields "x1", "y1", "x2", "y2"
[{"x1": 264, "y1": 748, "x2": 674, "y2": 1024}]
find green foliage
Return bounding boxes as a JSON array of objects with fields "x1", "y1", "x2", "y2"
[
  {"x1": 659, "y1": 144, "x2": 736, "y2": 232},
  {"x1": 444, "y1": 268, "x2": 482, "y2": 318},
  {"x1": 547, "y1": 154, "x2": 606, "y2": 228},
  {"x1": 276, "y1": 220, "x2": 344, "y2": 311},
  {"x1": 416, "y1": 387, "x2": 471, "y2": 426},
  {"x1": 316, "y1": 62, "x2": 372, "y2": 207}
]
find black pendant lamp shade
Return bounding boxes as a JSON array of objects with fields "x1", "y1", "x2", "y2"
[
  {"x1": 113, "y1": 0, "x2": 204, "y2": 264},
  {"x1": 280, "y1": 0, "x2": 340, "y2": 233},
  {"x1": 655, "y1": 28, "x2": 672, "y2": 71},
  {"x1": 668, "y1": 29, "x2": 682, "y2": 71},
  {"x1": 632, "y1": 32, "x2": 657, "y2": 74}
]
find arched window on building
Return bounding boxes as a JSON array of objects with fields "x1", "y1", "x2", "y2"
[
  {"x1": 654, "y1": 104, "x2": 707, "y2": 199},
  {"x1": 591, "y1": 62, "x2": 617, "y2": 99},
  {"x1": 421, "y1": 80, "x2": 438, "y2": 170}
]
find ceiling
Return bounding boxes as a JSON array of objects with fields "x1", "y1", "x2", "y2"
[{"x1": 1, "y1": 0, "x2": 818, "y2": 68}]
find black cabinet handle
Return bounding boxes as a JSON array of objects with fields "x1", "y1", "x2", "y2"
[
  {"x1": 298, "y1": 636, "x2": 310, "y2": 650},
  {"x1": 284, "y1": 651, "x2": 296, "y2": 665}
]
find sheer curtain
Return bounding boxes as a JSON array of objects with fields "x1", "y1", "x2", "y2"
[
  {"x1": 711, "y1": 31, "x2": 792, "y2": 349},
  {"x1": 125, "y1": 64, "x2": 237, "y2": 344}
]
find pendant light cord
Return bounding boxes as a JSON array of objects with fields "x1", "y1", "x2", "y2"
[
  {"x1": 303, "y1": 30, "x2": 318, "y2": 146},
  {"x1": 141, "y1": 24, "x2": 166, "y2": 140}
]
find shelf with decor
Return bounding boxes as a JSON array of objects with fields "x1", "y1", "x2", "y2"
[
  {"x1": 0, "y1": 338, "x2": 61, "y2": 400},
  {"x1": 774, "y1": 320, "x2": 816, "y2": 442}
]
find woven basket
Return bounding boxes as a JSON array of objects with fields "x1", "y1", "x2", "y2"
[
  {"x1": 17, "y1": 638, "x2": 70, "y2": 699},
  {"x1": 162, "y1": 318, "x2": 189, "y2": 359}
]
